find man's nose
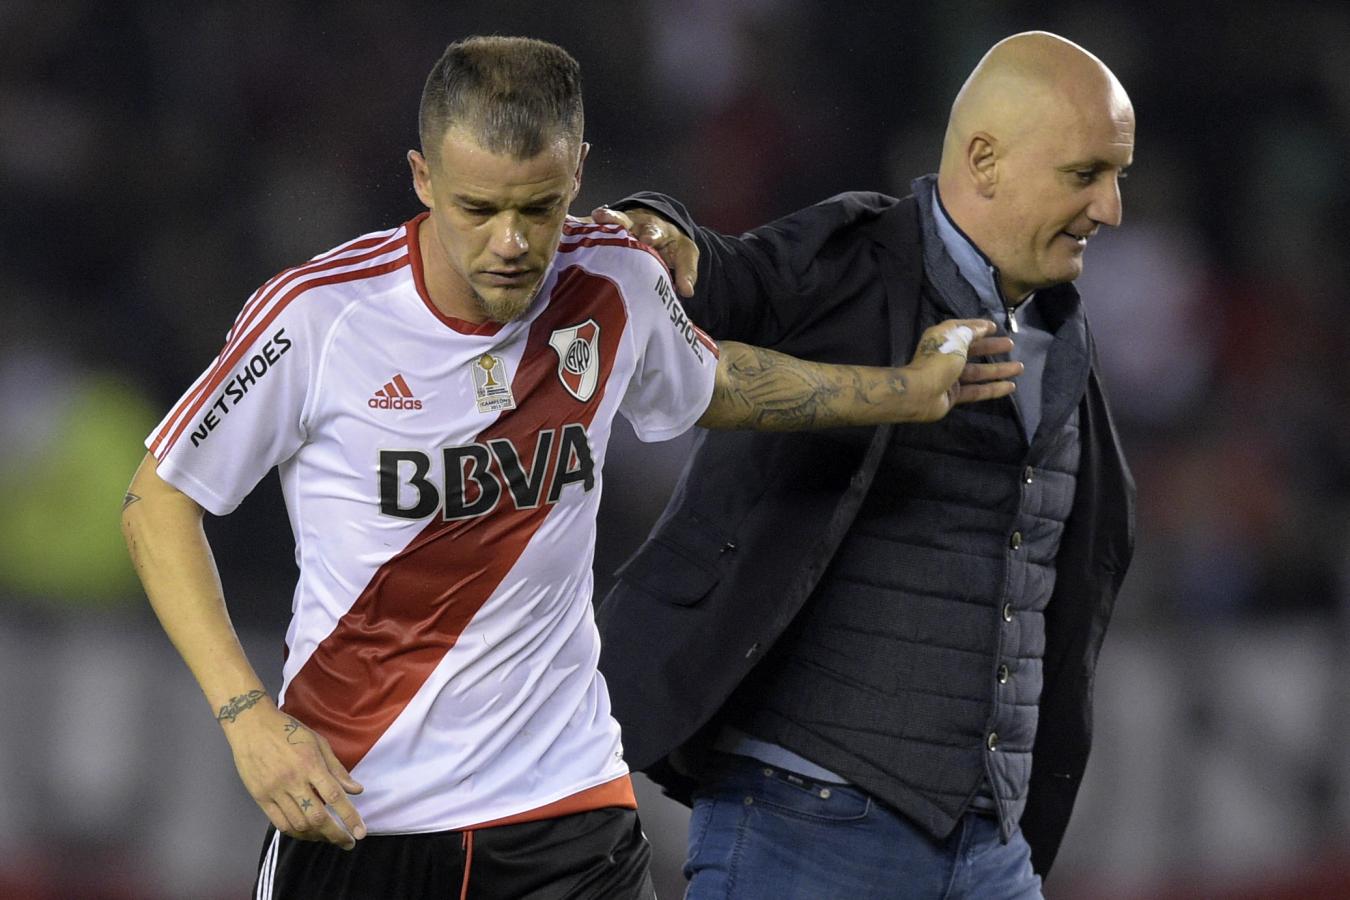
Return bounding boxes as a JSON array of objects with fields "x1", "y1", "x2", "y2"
[
  {"x1": 1089, "y1": 177, "x2": 1123, "y2": 227},
  {"x1": 488, "y1": 214, "x2": 528, "y2": 258}
]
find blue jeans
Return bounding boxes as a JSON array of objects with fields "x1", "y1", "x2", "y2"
[{"x1": 683, "y1": 755, "x2": 1043, "y2": 900}]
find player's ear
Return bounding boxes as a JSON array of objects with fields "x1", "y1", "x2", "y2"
[
  {"x1": 409, "y1": 149, "x2": 434, "y2": 208},
  {"x1": 571, "y1": 142, "x2": 589, "y2": 199}
]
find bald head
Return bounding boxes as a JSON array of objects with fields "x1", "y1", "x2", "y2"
[
  {"x1": 936, "y1": 32, "x2": 1135, "y2": 300},
  {"x1": 941, "y1": 33, "x2": 1127, "y2": 174}
]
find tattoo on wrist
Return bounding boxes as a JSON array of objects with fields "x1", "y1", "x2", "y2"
[
  {"x1": 216, "y1": 690, "x2": 267, "y2": 723},
  {"x1": 122, "y1": 492, "x2": 142, "y2": 511}
]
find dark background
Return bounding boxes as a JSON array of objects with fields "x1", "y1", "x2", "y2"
[{"x1": 3, "y1": 2, "x2": 1349, "y2": 897}]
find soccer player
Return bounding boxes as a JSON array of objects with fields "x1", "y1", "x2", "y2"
[{"x1": 120, "y1": 36, "x2": 1020, "y2": 899}]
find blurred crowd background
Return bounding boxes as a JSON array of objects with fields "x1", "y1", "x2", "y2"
[{"x1": 3, "y1": 1, "x2": 1350, "y2": 897}]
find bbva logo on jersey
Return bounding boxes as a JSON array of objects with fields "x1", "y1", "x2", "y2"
[
  {"x1": 548, "y1": 319, "x2": 600, "y2": 402},
  {"x1": 377, "y1": 424, "x2": 595, "y2": 521}
]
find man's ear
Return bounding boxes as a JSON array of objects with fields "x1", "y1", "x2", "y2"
[
  {"x1": 409, "y1": 149, "x2": 434, "y2": 208},
  {"x1": 572, "y1": 142, "x2": 590, "y2": 198},
  {"x1": 968, "y1": 133, "x2": 998, "y2": 198}
]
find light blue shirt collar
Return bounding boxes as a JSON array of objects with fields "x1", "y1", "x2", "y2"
[{"x1": 930, "y1": 188, "x2": 1032, "y2": 332}]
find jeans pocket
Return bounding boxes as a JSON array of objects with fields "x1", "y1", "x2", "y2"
[{"x1": 748, "y1": 765, "x2": 871, "y2": 824}]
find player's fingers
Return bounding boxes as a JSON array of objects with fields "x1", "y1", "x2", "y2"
[
  {"x1": 959, "y1": 361, "x2": 1023, "y2": 384},
  {"x1": 312, "y1": 807, "x2": 357, "y2": 850},
  {"x1": 314, "y1": 740, "x2": 368, "y2": 841},
  {"x1": 918, "y1": 320, "x2": 990, "y2": 360},
  {"x1": 929, "y1": 318, "x2": 996, "y2": 343},
  {"x1": 317, "y1": 780, "x2": 367, "y2": 844},
  {"x1": 288, "y1": 788, "x2": 353, "y2": 849},
  {"x1": 590, "y1": 206, "x2": 633, "y2": 231},
  {"x1": 273, "y1": 793, "x2": 314, "y2": 835},
  {"x1": 316, "y1": 735, "x2": 365, "y2": 797},
  {"x1": 260, "y1": 800, "x2": 295, "y2": 836},
  {"x1": 968, "y1": 336, "x2": 1013, "y2": 358},
  {"x1": 277, "y1": 815, "x2": 328, "y2": 844},
  {"x1": 953, "y1": 380, "x2": 1017, "y2": 405}
]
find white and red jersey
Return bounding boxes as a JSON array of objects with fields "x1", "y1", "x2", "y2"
[{"x1": 147, "y1": 213, "x2": 718, "y2": 834}]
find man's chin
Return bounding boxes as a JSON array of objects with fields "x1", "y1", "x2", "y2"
[
  {"x1": 474, "y1": 285, "x2": 540, "y2": 324},
  {"x1": 1042, "y1": 256, "x2": 1084, "y2": 286}
]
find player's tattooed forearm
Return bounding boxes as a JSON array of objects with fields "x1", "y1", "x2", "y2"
[
  {"x1": 709, "y1": 344, "x2": 839, "y2": 429},
  {"x1": 122, "y1": 492, "x2": 142, "y2": 511},
  {"x1": 216, "y1": 690, "x2": 268, "y2": 723},
  {"x1": 705, "y1": 342, "x2": 907, "y2": 430}
]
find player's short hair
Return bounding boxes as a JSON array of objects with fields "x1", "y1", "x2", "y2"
[{"x1": 419, "y1": 36, "x2": 584, "y2": 161}]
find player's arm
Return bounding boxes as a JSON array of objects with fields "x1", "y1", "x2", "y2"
[
  {"x1": 121, "y1": 453, "x2": 366, "y2": 849},
  {"x1": 697, "y1": 319, "x2": 1020, "y2": 430}
]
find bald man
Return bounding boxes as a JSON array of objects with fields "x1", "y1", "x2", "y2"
[{"x1": 594, "y1": 32, "x2": 1136, "y2": 899}]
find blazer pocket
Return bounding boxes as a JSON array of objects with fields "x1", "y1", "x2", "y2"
[{"x1": 616, "y1": 517, "x2": 729, "y2": 607}]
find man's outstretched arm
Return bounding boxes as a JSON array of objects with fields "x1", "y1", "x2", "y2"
[
  {"x1": 121, "y1": 455, "x2": 366, "y2": 848},
  {"x1": 697, "y1": 319, "x2": 1019, "y2": 430},
  {"x1": 594, "y1": 193, "x2": 893, "y2": 344}
]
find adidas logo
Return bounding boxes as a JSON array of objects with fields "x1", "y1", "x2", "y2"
[{"x1": 369, "y1": 374, "x2": 424, "y2": 410}]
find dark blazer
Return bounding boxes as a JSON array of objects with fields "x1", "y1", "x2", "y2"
[{"x1": 595, "y1": 189, "x2": 1136, "y2": 876}]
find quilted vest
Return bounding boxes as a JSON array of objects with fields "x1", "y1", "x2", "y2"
[{"x1": 731, "y1": 273, "x2": 1090, "y2": 843}]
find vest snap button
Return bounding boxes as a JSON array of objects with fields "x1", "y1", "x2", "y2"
[
  {"x1": 819, "y1": 788, "x2": 832, "y2": 799},
  {"x1": 1002, "y1": 603, "x2": 1014, "y2": 622},
  {"x1": 987, "y1": 732, "x2": 1000, "y2": 752},
  {"x1": 1023, "y1": 466, "x2": 1034, "y2": 485},
  {"x1": 997, "y1": 664, "x2": 1010, "y2": 684},
  {"x1": 1009, "y1": 531, "x2": 1022, "y2": 550}
]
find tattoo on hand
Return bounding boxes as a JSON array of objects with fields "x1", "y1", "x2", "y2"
[
  {"x1": 916, "y1": 337, "x2": 943, "y2": 356},
  {"x1": 916, "y1": 335, "x2": 966, "y2": 361},
  {"x1": 122, "y1": 492, "x2": 142, "y2": 511},
  {"x1": 216, "y1": 690, "x2": 267, "y2": 723},
  {"x1": 300, "y1": 799, "x2": 313, "y2": 811},
  {"x1": 283, "y1": 718, "x2": 304, "y2": 745}
]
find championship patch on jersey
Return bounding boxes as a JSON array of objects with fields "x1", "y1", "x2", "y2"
[
  {"x1": 472, "y1": 353, "x2": 516, "y2": 414},
  {"x1": 548, "y1": 320, "x2": 601, "y2": 402}
]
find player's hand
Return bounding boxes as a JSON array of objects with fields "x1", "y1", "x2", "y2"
[
  {"x1": 221, "y1": 699, "x2": 366, "y2": 849},
  {"x1": 591, "y1": 206, "x2": 700, "y2": 297},
  {"x1": 900, "y1": 319, "x2": 1021, "y2": 422}
]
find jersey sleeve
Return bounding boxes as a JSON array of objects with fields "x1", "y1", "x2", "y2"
[
  {"x1": 618, "y1": 261, "x2": 720, "y2": 443},
  {"x1": 145, "y1": 291, "x2": 318, "y2": 516}
]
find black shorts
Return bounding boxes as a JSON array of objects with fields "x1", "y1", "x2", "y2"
[{"x1": 251, "y1": 806, "x2": 656, "y2": 900}]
